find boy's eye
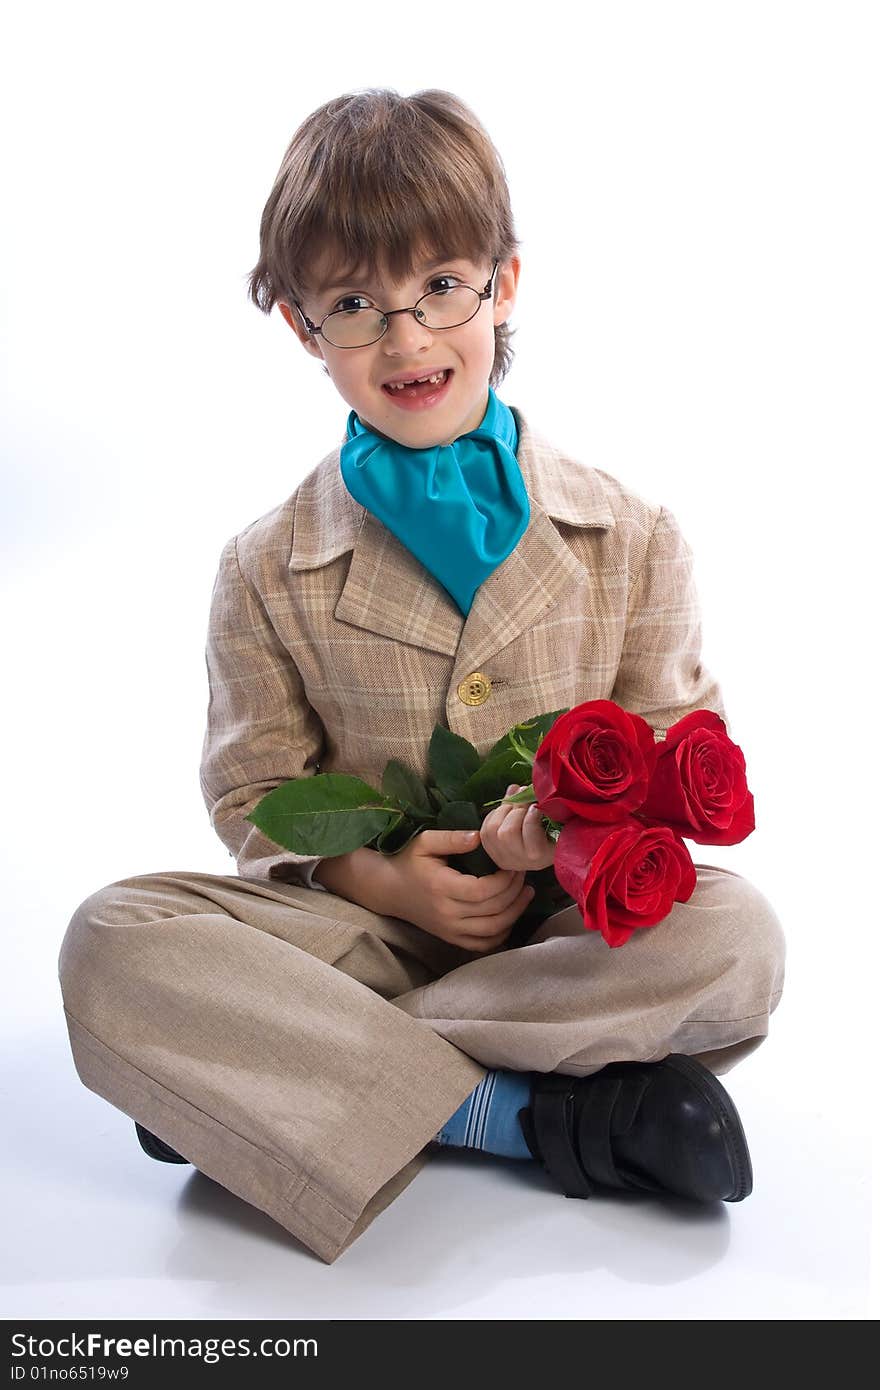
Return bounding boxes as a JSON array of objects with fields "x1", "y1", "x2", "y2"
[
  {"x1": 332, "y1": 295, "x2": 371, "y2": 314},
  {"x1": 426, "y1": 275, "x2": 461, "y2": 294}
]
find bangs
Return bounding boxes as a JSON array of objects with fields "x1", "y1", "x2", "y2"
[
  {"x1": 284, "y1": 104, "x2": 500, "y2": 299},
  {"x1": 302, "y1": 237, "x2": 485, "y2": 302}
]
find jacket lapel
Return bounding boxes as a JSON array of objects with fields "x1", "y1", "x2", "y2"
[{"x1": 288, "y1": 406, "x2": 616, "y2": 664}]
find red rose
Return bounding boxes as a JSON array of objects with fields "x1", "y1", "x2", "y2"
[
  {"x1": 531, "y1": 699, "x2": 658, "y2": 825},
  {"x1": 554, "y1": 815, "x2": 697, "y2": 947},
  {"x1": 639, "y1": 711, "x2": 755, "y2": 846}
]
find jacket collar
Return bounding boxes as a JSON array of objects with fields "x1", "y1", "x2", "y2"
[{"x1": 288, "y1": 404, "x2": 616, "y2": 669}]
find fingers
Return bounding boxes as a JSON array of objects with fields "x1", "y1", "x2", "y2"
[
  {"x1": 456, "y1": 880, "x2": 536, "y2": 952},
  {"x1": 442, "y1": 863, "x2": 525, "y2": 911},
  {"x1": 418, "y1": 828, "x2": 482, "y2": 855},
  {"x1": 439, "y1": 856, "x2": 514, "y2": 900},
  {"x1": 463, "y1": 876, "x2": 531, "y2": 931},
  {"x1": 459, "y1": 871, "x2": 528, "y2": 922},
  {"x1": 480, "y1": 784, "x2": 547, "y2": 870}
]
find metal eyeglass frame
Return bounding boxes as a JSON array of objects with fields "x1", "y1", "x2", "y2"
[{"x1": 292, "y1": 259, "x2": 500, "y2": 349}]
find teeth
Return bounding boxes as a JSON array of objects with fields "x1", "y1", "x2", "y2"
[{"x1": 386, "y1": 370, "x2": 447, "y2": 390}]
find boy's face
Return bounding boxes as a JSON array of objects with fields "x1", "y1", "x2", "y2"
[{"x1": 278, "y1": 248, "x2": 520, "y2": 448}]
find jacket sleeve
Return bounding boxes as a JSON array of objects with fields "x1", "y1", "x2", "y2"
[
  {"x1": 199, "y1": 534, "x2": 329, "y2": 889},
  {"x1": 610, "y1": 506, "x2": 731, "y2": 741}
]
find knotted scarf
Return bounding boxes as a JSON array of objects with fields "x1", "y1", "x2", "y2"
[{"x1": 339, "y1": 385, "x2": 530, "y2": 616}]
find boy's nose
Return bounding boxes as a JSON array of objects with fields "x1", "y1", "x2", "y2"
[{"x1": 382, "y1": 307, "x2": 435, "y2": 353}]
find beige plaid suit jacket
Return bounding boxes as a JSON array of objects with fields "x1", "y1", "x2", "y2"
[{"x1": 199, "y1": 403, "x2": 726, "y2": 887}]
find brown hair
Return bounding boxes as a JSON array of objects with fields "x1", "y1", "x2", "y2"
[{"x1": 247, "y1": 88, "x2": 521, "y2": 387}]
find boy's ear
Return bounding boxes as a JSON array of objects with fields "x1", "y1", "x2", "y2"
[
  {"x1": 493, "y1": 254, "x2": 521, "y2": 328},
  {"x1": 278, "y1": 300, "x2": 325, "y2": 363}
]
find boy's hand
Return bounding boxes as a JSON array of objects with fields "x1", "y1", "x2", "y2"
[
  {"x1": 479, "y1": 785, "x2": 557, "y2": 873},
  {"x1": 382, "y1": 829, "x2": 534, "y2": 954}
]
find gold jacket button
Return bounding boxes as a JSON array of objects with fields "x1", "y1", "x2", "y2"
[{"x1": 457, "y1": 672, "x2": 492, "y2": 706}]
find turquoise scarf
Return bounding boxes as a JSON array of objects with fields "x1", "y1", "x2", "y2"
[{"x1": 339, "y1": 385, "x2": 529, "y2": 616}]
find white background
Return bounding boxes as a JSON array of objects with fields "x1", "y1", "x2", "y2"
[{"x1": 2, "y1": 0, "x2": 876, "y2": 1320}]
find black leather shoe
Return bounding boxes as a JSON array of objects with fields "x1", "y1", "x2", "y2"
[
  {"x1": 134, "y1": 1122, "x2": 190, "y2": 1164},
  {"x1": 517, "y1": 1053, "x2": 752, "y2": 1203}
]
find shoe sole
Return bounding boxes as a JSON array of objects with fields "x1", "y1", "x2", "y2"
[
  {"x1": 134, "y1": 1122, "x2": 190, "y2": 1164},
  {"x1": 660, "y1": 1053, "x2": 753, "y2": 1201}
]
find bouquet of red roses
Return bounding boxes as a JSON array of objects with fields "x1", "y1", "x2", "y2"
[
  {"x1": 522, "y1": 701, "x2": 754, "y2": 946},
  {"x1": 247, "y1": 700, "x2": 754, "y2": 949}
]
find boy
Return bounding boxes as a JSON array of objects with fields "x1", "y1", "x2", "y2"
[{"x1": 58, "y1": 88, "x2": 785, "y2": 1263}]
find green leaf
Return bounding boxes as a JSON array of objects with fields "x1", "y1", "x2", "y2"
[
  {"x1": 486, "y1": 710, "x2": 569, "y2": 762},
  {"x1": 435, "y1": 800, "x2": 481, "y2": 831},
  {"x1": 428, "y1": 725, "x2": 481, "y2": 798},
  {"x1": 461, "y1": 751, "x2": 534, "y2": 810},
  {"x1": 374, "y1": 812, "x2": 423, "y2": 854},
  {"x1": 381, "y1": 760, "x2": 435, "y2": 818},
  {"x1": 245, "y1": 773, "x2": 395, "y2": 856}
]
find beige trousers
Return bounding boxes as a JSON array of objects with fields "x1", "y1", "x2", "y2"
[{"x1": 57, "y1": 863, "x2": 785, "y2": 1263}]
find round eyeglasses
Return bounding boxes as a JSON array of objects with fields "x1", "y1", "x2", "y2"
[{"x1": 292, "y1": 260, "x2": 499, "y2": 349}]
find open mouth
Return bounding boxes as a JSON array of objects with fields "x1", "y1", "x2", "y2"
[{"x1": 382, "y1": 368, "x2": 452, "y2": 400}]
